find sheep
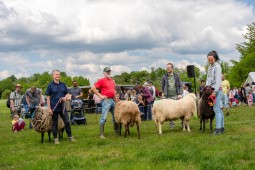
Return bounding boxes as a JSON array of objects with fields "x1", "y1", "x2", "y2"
[
  {"x1": 33, "y1": 107, "x2": 65, "y2": 143},
  {"x1": 153, "y1": 93, "x2": 197, "y2": 134},
  {"x1": 198, "y1": 86, "x2": 215, "y2": 133},
  {"x1": 114, "y1": 101, "x2": 141, "y2": 139}
]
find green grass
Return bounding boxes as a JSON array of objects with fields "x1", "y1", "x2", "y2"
[{"x1": 0, "y1": 99, "x2": 255, "y2": 170}]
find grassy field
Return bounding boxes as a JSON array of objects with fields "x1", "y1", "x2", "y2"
[{"x1": 0, "y1": 99, "x2": 255, "y2": 170}]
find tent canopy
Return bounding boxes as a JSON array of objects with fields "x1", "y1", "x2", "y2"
[{"x1": 245, "y1": 72, "x2": 255, "y2": 85}]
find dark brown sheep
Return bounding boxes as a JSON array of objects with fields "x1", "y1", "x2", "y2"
[{"x1": 198, "y1": 86, "x2": 215, "y2": 133}]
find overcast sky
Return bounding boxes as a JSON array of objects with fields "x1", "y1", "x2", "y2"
[{"x1": 0, "y1": 0, "x2": 254, "y2": 84}]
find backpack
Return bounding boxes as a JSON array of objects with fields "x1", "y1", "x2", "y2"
[{"x1": 6, "y1": 92, "x2": 16, "y2": 108}]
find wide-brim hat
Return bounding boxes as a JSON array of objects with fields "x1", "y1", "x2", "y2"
[
  {"x1": 143, "y1": 82, "x2": 149, "y2": 87},
  {"x1": 16, "y1": 84, "x2": 22, "y2": 88}
]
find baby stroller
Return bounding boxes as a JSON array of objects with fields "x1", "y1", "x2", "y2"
[{"x1": 70, "y1": 99, "x2": 87, "y2": 125}]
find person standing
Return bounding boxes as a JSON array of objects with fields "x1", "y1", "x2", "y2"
[
  {"x1": 10, "y1": 84, "x2": 23, "y2": 118},
  {"x1": 148, "y1": 80, "x2": 156, "y2": 101},
  {"x1": 45, "y1": 70, "x2": 75, "y2": 144},
  {"x1": 25, "y1": 86, "x2": 42, "y2": 129},
  {"x1": 91, "y1": 67, "x2": 119, "y2": 139},
  {"x1": 199, "y1": 80, "x2": 205, "y2": 98},
  {"x1": 161, "y1": 63, "x2": 183, "y2": 128},
  {"x1": 221, "y1": 75, "x2": 230, "y2": 116},
  {"x1": 140, "y1": 82, "x2": 154, "y2": 121},
  {"x1": 206, "y1": 50, "x2": 224, "y2": 135},
  {"x1": 68, "y1": 80, "x2": 83, "y2": 121}
]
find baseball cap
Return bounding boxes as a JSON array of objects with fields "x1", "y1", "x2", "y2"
[{"x1": 103, "y1": 67, "x2": 111, "y2": 72}]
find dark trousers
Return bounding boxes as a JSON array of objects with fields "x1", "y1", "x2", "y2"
[{"x1": 52, "y1": 111, "x2": 72, "y2": 139}]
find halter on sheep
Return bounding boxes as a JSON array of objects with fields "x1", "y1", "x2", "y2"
[{"x1": 153, "y1": 93, "x2": 197, "y2": 134}]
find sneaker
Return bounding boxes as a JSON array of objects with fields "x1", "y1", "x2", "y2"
[
  {"x1": 54, "y1": 138, "x2": 60, "y2": 144},
  {"x1": 69, "y1": 137, "x2": 76, "y2": 142}
]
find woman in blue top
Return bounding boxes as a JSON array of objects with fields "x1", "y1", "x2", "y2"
[{"x1": 206, "y1": 51, "x2": 224, "y2": 135}]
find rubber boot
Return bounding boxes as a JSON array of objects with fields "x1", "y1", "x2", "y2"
[
  {"x1": 212, "y1": 128, "x2": 222, "y2": 135},
  {"x1": 100, "y1": 124, "x2": 106, "y2": 139},
  {"x1": 221, "y1": 127, "x2": 225, "y2": 134},
  {"x1": 113, "y1": 121, "x2": 120, "y2": 135}
]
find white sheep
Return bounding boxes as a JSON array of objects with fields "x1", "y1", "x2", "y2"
[
  {"x1": 114, "y1": 101, "x2": 141, "y2": 139},
  {"x1": 153, "y1": 93, "x2": 197, "y2": 134},
  {"x1": 33, "y1": 107, "x2": 65, "y2": 143}
]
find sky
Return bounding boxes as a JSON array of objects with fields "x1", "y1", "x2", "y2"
[{"x1": 0, "y1": 0, "x2": 254, "y2": 84}]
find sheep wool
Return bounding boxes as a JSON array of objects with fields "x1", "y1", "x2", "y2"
[
  {"x1": 153, "y1": 93, "x2": 197, "y2": 134},
  {"x1": 114, "y1": 101, "x2": 141, "y2": 139}
]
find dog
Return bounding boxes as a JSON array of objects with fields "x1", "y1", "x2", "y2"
[{"x1": 198, "y1": 85, "x2": 215, "y2": 133}]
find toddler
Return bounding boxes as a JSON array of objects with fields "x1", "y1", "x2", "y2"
[{"x1": 12, "y1": 114, "x2": 26, "y2": 132}]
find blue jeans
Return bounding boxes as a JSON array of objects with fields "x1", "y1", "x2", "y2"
[
  {"x1": 29, "y1": 104, "x2": 38, "y2": 118},
  {"x1": 213, "y1": 90, "x2": 224, "y2": 129},
  {"x1": 100, "y1": 99, "x2": 116, "y2": 125},
  {"x1": 144, "y1": 102, "x2": 152, "y2": 120}
]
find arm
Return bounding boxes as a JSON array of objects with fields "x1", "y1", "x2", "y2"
[
  {"x1": 10, "y1": 92, "x2": 15, "y2": 112},
  {"x1": 161, "y1": 76, "x2": 165, "y2": 96},
  {"x1": 26, "y1": 95, "x2": 30, "y2": 107},
  {"x1": 213, "y1": 65, "x2": 222, "y2": 94},
  {"x1": 91, "y1": 85, "x2": 106, "y2": 100},
  {"x1": 46, "y1": 95, "x2": 52, "y2": 115}
]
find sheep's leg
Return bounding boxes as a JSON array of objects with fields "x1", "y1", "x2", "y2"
[
  {"x1": 137, "y1": 122, "x2": 140, "y2": 139},
  {"x1": 124, "y1": 125, "x2": 129, "y2": 138},
  {"x1": 200, "y1": 119, "x2": 202, "y2": 131},
  {"x1": 182, "y1": 119, "x2": 186, "y2": 131},
  {"x1": 210, "y1": 118, "x2": 213, "y2": 133},
  {"x1": 155, "y1": 120, "x2": 158, "y2": 133},
  {"x1": 203, "y1": 119, "x2": 206, "y2": 133},
  {"x1": 186, "y1": 120, "x2": 191, "y2": 132},
  {"x1": 159, "y1": 122, "x2": 162, "y2": 135},
  {"x1": 119, "y1": 124, "x2": 122, "y2": 136},
  {"x1": 48, "y1": 131, "x2": 51, "y2": 142},
  {"x1": 41, "y1": 133, "x2": 44, "y2": 143}
]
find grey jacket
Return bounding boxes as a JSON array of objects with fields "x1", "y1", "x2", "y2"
[
  {"x1": 161, "y1": 73, "x2": 183, "y2": 97},
  {"x1": 206, "y1": 62, "x2": 222, "y2": 94}
]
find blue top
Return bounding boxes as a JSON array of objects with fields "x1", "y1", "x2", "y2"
[
  {"x1": 206, "y1": 62, "x2": 222, "y2": 94},
  {"x1": 45, "y1": 81, "x2": 68, "y2": 112}
]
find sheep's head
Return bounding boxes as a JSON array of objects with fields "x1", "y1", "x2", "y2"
[{"x1": 203, "y1": 86, "x2": 213, "y2": 96}]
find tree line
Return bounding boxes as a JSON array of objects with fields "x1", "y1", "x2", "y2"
[{"x1": 0, "y1": 22, "x2": 254, "y2": 99}]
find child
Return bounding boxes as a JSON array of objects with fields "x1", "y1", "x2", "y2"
[
  {"x1": 248, "y1": 90, "x2": 253, "y2": 108},
  {"x1": 182, "y1": 86, "x2": 189, "y2": 97},
  {"x1": 12, "y1": 114, "x2": 26, "y2": 132}
]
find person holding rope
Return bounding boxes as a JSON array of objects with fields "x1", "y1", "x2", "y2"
[
  {"x1": 206, "y1": 51, "x2": 224, "y2": 135},
  {"x1": 46, "y1": 70, "x2": 75, "y2": 144}
]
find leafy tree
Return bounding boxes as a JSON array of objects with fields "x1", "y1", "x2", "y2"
[{"x1": 228, "y1": 22, "x2": 255, "y2": 87}]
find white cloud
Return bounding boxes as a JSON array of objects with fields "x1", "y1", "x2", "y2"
[
  {"x1": 0, "y1": 70, "x2": 9, "y2": 79},
  {"x1": 0, "y1": 0, "x2": 254, "y2": 83}
]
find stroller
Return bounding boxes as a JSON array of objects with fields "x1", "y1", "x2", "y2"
[{"x1": 70, "y1": 99, "x2": 87, "y2": 125}]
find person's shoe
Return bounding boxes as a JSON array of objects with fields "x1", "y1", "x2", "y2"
[
  {"x1": 100, "y1": 124, "x2": 106, "y2": 139},
  {"x1": 54, "y1": 138, "x2": 60, "y2": 144},
  {"x1": 212, "y1": 128, "x2": 222, "y2": 135},
  {"x1": 69, "y1": 137, "x2": 76, "y2": 142},
  {"x1": 221, "y1": 127, "x2": 225, "y2": 134},
  {"x1": 226, "y1": 112, "x2": 229, "y2": 116}
]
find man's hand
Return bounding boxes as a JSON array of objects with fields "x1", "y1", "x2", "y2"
[
  {"x1": 177, "y1": 95, "x2": 182, "y2": 99},
  {"x1": 48, "y1": 108, "x2": 53, "y2": 115},
  {"x1": 100, "y1": 94, "x2": 107, "y2": 100}
]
